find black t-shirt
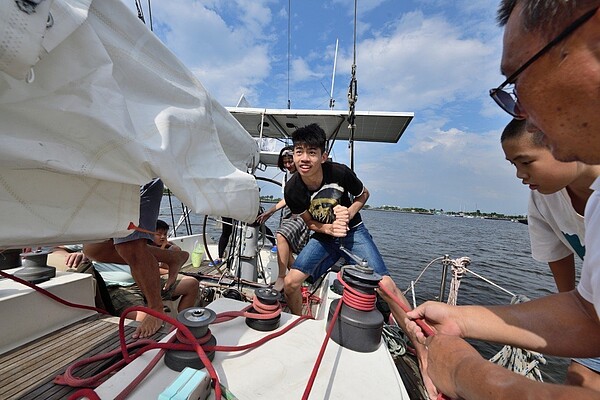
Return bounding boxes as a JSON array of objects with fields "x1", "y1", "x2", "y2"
[{"x1": 285, "y1": 161, "x2": 363, "y2": 240}]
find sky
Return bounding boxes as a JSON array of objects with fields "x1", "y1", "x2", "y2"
[{"x1": 129, "y1": 0, "x2": 529, "y2": 215}]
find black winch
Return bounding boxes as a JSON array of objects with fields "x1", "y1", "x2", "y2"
[
  {"x1": 326, "y1": 248, "x2": 384, "y2": 353},
  {"x1": 164, "y1": 307, "x2": 217, "y2": 372},
  {"x1": 13, "y1": 249, "x2": 56, "y2": 283},
  {"x1": 0, "y1": 248, "x2": 22, "y2": 270},
  {"x1": 245, "y1": 287, "x2": 281, "y2": 332}
]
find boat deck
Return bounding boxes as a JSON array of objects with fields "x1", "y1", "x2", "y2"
[
  {"x1": 395, "y1": 353, "x2": 430, "y2": 400},
  {"x1": 0, "y1": 316, "x2": 169, "y2": 400},
  {"x1": 94, "y1": 297, "x2": 411, "y2": 399}
]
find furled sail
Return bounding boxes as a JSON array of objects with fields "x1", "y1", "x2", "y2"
[{"x1": 0, "y1": 0, "x2": 260, "y2": 247}]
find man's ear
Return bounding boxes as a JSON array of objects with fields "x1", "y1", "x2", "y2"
[{"x1": 321, "y1": 152, "x2": 328, "y2": 163}]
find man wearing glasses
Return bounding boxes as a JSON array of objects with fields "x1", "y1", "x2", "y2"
[{"x1": 405, "y1": 1, "x2": 600, "y2": 398}]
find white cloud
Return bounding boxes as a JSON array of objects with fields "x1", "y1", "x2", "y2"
[
  {"x1": 291, "y1": 57, "x2": 324, "y2": 82},
  {"x1": 142, "y1": 0, "x2": 275, "y2": 105},
  {"x1": 333, "y1": 11, "x2": 501, "y2": 114}
]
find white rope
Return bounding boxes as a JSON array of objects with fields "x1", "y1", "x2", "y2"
[
  {"x1": 382, "y1": 324, "x2": 407, "y2": 359},
  {"x1": 446, "y1": 257, "x2": 470, "y2": 306},
  {"x1": 402, "y1": 256, "x2": 445, "y2": 295},
  {"x1": 463, "y1": 267, "x2": 516, "y2": 297}
]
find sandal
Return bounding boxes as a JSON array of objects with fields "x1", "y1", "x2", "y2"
[{"x1": 208, "y1": 258, "x2": 222, "y2": 267}]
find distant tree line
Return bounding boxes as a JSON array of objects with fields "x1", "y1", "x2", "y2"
[{"x1": 259, "y1": 196, "x2": 525, "y2": 219}]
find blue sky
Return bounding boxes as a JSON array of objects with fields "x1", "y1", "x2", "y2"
[{"x1": 129, "y1": 0, "x2": 529, "y2": 215}]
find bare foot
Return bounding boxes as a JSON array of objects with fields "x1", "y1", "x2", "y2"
[
  {"x1": 272, "y1": 276, "x2": 285, "y2": 292},
  {"x1": 163, "y1": 270, "x2": 177, "y2": 293},
  {"x1": 132, "y1": 313, "x2": 163, "y2": 339},
  {"x1": 162, "y1": 256, "x2": 184, "y2": 293}
]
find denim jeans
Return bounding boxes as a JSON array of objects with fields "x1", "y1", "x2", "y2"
[
  {"x1": 573, "y1": 357, "x2": 600, "y2": 373},
  {"x1": 114, "y1": 178, "x2": 163, "y2": 244},
  {"x1": 292, "y1": 223, "x2": 389, "y2": 280}
]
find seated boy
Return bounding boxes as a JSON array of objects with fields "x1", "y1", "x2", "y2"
[
  {"x1": 152, "y1": 219, "x2": 182, "y2": 251},
  {"x1": 283, "y1": 123, "x2": 437, "y2": 399},
  {"x1": 92, "y1": 259, "x2": 199, "y2": 320},
  {"x1": 501, "y1": 118, "x2": 600, "y2": 390},
  {"x1": 50, "y1": 244, "x2": 199, "y2": 319}
]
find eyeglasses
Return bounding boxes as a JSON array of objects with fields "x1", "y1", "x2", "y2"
[{"x1": 490, "y1": 7, "x2": 599, "y2": 118}]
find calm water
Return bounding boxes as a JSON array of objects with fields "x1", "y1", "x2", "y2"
[
  {"x1": 360, "y1": 210, "x2": 569, "y2": 383},
  {"x1": 160, "y1": 199, "x2": 570, "y2": 383}
]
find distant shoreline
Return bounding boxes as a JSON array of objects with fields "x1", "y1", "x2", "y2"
[{"x1": 259, "y1": 198, "x2": 526, "y2": 221}]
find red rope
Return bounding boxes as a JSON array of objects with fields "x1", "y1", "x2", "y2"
[
  {"x1": 337, "y1": 271, "x2": 377, "y2": 311},
  {"x1": 302, "y1": 294, "x2": 343, "y2": 400},
  {"x1": 377, "y1": 280, "x2": 450, "y2": 400},
  {"x1": 58, "y1": 299, "x2": 310, "y2": 399},
  {"x1": 0, "y1": 269, "x2": 109, "y2": 315},
  {"x1": 213, "y1": 297, "x2": 282, "y2": 323},
  {"x1": 205, "y1": 316, "x2": 310, "y2": 353},
  {"x1": 301, "y1": 286, "x2": 322, "y2": 318},
  {"x1": 377, "y1": 280, "x2": 435, "y2": 337},
  {"x1": 67, "y1": 388, "x2": 101, "y2": 400},
  {"x1": 302, "y1": 271, "x2": 379, "y2": 399}
]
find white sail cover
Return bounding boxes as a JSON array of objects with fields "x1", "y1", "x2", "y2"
[{"x1": 0, "y1": 0, "x2": 260, "y2": 248}]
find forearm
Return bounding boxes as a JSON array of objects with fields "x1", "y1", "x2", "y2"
[
  {"x1": 266, "y1": 199, "x2": 286, "y2": 214},
  {"x1": 303, "y1": 216, "x2": 335, "y2": 235},
  {"x1": 258, "y1": 199, "x2": 287, "y2": 224},
  {"x1": 461, "y1": 291, "x2": 600, "y2": 357},
  {"x1": 348, "y1": 189, "x2": 369, "y2": 220},
  {"x1": 548, "y1": 255, "x2": 576, "y2": 292},
  {"x1": 453, "y1": 351, "x2": 597, "y2": 399}
]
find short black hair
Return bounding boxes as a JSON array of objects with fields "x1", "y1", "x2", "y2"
[
  {"x1": 156, "y1": 219, "x2": 169, "y2": 231},
  {"x1": 292, "y1": 123, "x2": 327, "y2": 153},
  {"x1": 500, "y1": 118, "x2": 546, "y2": 147},
  {"x1": 277, "y1": 145, "x2": 294, "y2": 171},
  {"x1": 497, "y1": 0, "x2": 597, "y2": 39}
]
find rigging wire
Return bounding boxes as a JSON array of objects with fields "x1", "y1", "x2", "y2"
[
  {"x1": 134, "y1": 0, "x2": 153, "y2": 31},
  {"x1": 147, "y1": 0, "x2": 153, "y2": 31},
  {"x1": 287, "y1": 0, "x2": 291, "y2": 109},
  {"x1": 166, "y1": 188, "x2": 177, "y2": 237},
  {"x1": 347, "y1": 0, "x2": 358, "y2": 170}
]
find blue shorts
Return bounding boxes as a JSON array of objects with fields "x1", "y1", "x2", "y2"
[
  {"x1": 292, "y1": 223, "x2": 389, "y2": 280},
  {"x1": 114, "y1": 178, "x2": 163, "y2": 245},
  {"x1": 573, "y1": 357, "x2": 600, "y2": 373}
]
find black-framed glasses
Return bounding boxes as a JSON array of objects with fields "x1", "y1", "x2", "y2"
[{"x1": 490, "y1": 6, "x2": 599, "y2": 118}]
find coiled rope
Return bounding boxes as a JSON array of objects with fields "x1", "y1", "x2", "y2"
[{"x1": 446, "y1": 256, "x2": 470, "y2": 306}]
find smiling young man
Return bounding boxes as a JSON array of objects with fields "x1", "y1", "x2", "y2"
[
  {"x1": 282, "y1": 123, "x2": 393, "y2": 315},
  {"x1": 282, "y1": 123, "x2": 439, "y2": 400},
  {"x1": 405, "y1": 2, "x2": 600, "y2": 399}
]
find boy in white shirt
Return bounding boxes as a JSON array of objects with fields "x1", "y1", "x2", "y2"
[{"x1": 501, "y1": 118, "x2": 600, "y2": 390}]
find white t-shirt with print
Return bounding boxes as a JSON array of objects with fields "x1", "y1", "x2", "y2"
[
  {"x1": 578, "y1": 177, "x2": 600, "y2": 319},
  {"x1": 528, "y1": 188, "x2": 585, "y2": 263}
]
